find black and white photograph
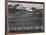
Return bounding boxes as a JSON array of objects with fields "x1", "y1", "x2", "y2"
[{"x1": 8, "y1": 1, "x2": 44, "y2": 33}]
